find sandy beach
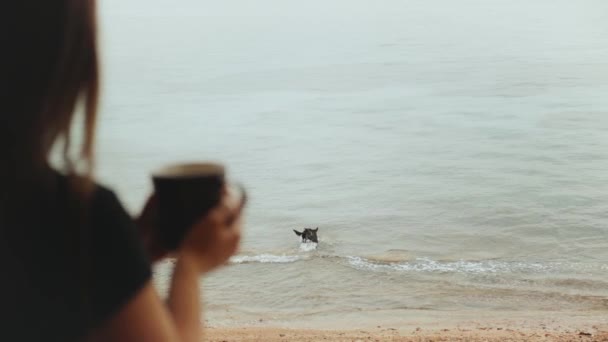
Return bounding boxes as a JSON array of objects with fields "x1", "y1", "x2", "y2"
[
  {"x1": 204, "y1": 316, "x2": 608, "y2": 341},
  {"x1": 205, "y1": 326, "x2": 608, "y2": 342}
]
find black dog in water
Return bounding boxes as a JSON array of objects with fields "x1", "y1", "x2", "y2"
[{"x1": 293, "y1": 227, "x2": 319, "y2": 243}]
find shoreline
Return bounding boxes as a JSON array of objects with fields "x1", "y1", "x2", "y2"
[{"x1": 205, "y1": 326, "x2": 608, "y2": 342}]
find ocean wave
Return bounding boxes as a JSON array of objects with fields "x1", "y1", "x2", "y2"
[
  {"x1": 228, "y1": 251, "x2": 597, "y2": 277},
  {"x1": 230, "y1": 254, "x2": 304, "y2": 264},
  {"x1": 345, "y1": 256, "x2": 556, "y2": 274}
]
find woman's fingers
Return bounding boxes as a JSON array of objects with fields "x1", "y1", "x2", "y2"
[
  {"x1": 178, "y1": 183, "x2": 245, "y2": 273},
  {"x1": 200, "y1": 185, "x2": 243, "y2": 228}
]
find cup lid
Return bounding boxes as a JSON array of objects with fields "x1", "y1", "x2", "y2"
[{"x1": 152, "y1": 162, "x2": 225, "y2": 178}]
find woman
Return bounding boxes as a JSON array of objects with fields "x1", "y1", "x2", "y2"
[{"x1": 0, "y1": 1, "x2": 241, "y2": 341}]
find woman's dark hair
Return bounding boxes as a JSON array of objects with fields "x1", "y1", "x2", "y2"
[
  {"x1": 1, "y1": 0, "x2": 99, "y2": 186},
  {"x1": 1, "y1": 1, "x2": 101, "y2": 324}
]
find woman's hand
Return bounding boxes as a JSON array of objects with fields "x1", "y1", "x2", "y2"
[
  {"x1": 176, "y1": 187, "x2": 243, "y2": 274},
  {"x1": 136, "y1": 194, "x2": 170, "y2": 263}
]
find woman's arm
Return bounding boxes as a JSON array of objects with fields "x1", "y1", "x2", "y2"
[
  {"x1": 166, "y1": 255, "x2": 204, "y2": 342},
  {"x1": 87, "y1": 282, "x2": 180, "y2": 342},
  {"x1": 88, "y1": 257, "x2": 204, "y2": 342}
]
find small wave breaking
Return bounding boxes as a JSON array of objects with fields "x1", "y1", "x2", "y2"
[
  {"x1": 230, "y1": 254, "x2": 305, "y2": 264},
  {"x1": 230, "y1": 252, "x2": 572, "y2": 275},
  {"x1": 346, "y1": 256, "x2": 556, "y2": 274}
]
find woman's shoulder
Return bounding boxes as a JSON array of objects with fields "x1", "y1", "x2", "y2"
[
  {"x1": 52, "y1": 170, "x2": 125, "y2": 213},
  {"x1": 50, "y1": 171, "x2": 136, "y2": 241},
  {"x1": 49, "y1": 171, "x2": 152, "y2": 338}
]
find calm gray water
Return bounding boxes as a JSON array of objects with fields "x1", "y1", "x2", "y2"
[{"x1": 98, "y1": 0, "x2": 608, "y2": 327}]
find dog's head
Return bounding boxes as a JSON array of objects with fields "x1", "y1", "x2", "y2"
[{"x1": 293, "y1": 227, "x2": 319, "y2": 243}]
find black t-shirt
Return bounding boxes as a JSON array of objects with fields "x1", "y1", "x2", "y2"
[{"x1": 0, "y1": 172, "x2": 152, "y2": 341}]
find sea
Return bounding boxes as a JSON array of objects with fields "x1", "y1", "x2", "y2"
[{"x1": 96, "y1": 0, "x2": 608, "y2": 329}]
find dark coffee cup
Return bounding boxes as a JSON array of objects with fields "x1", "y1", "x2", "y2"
[{"x1": 152, "y1": 162, "x2": 242, "y2": 250}]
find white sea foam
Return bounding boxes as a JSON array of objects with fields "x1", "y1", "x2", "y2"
[
  {"x1": 231, "y1": 253, "x2": 556, "y2": 275},
  {"x1": 230, "y1": 254, "x2": 303, "y2": 264},
  {"x1": 230, "y1": 254, "x2": 558, "y2": 274},
  {"x1": 299, "y1": 242, "x2": 318, "y2": 252},
  {"x1": 346, "y1": 256, "x2": 555, "y2": 274}
]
